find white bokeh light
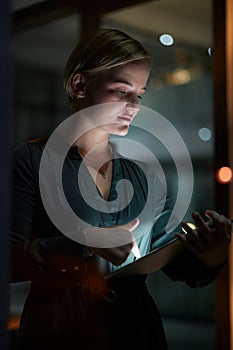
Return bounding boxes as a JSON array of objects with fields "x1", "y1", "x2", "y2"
[
  {"x1": 159, "y1": 34, "x2": 174, "y2": 46},
  {"x1": 198, "y1": 127, "x2": 212, "y2": 141}
]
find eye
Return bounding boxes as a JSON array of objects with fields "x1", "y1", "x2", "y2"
[{"x1": 115, "y1": 90, "x2": 126, "y2": 95}]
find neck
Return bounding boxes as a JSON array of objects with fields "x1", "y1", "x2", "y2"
[
  {"x1": 70, "y1": 103, "x2": 110, "y2": 154},
  {"x1": 78, "y1": 138, "x2": 113, "y2": 179},
  {"x1": 77, "y1": 131, "x2": 112, "y2": 172},
  {"x1": 75, "y1": 130, "x2": 110, "y2": 155}
]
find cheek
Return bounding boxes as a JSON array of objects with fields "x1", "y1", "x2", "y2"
[
  {"x1": 86, "y1": 91, "x2": 109, "y2": 105},
  {"x1": 86, "y1": 85, "x2": 119, "y2": 105}
]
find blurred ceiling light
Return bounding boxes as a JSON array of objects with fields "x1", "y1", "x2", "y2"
[
  {"x1": 189, "y1": 65, "x2": 203, "y2": 80},
  {"x1": 150, "y1": 78, "x2": 164, "y2": 91},
  {"x1": 159, "y1": 34, "x2": 174, "y2": 46},
  {"x1": 166, "y1": 68, "x2": 191, "y2": 85},
  {"x1": 208, "y1": 48, "x2": 212, "y2": 56},
  {"x1": 176, "y1": 49, "x2": 189, "y2": 65},
  {"x1": 198, "y1": 127, "x2": 212, "y2": 141}
]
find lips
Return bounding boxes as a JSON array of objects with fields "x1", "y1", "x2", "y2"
[{"x1": 117, "y1": 114, "x2": 133, "y2": 123}]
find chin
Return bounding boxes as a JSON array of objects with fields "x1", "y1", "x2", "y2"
[{"x1": 114, "y1": 126, "x2": 129, "y2": 136}]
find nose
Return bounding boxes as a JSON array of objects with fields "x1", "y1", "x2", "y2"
[
  {"x1": 126, "y1": 100, "x2": 140, "y2": 112},
  {"x1": 126, "y1": 94, "x2": 140, "y2": 111},
  {"x1": 128, "y1": 94, "x2": 140, "y2": 105}
]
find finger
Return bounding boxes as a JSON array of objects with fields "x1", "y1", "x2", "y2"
[
  {"x1": 175, "y1": 231, "x2": 203, "y2": 255},
  {"x1": 205, "y1": 210, "x2": 228, "y2": 230},
  {"x1": 205, "y1": 210, "x2": 232, "y2": 238},
  {"x1": 205, "y1": 209, "x2": 223, "y2": 222},
  {"x1": 192, "y1": 212, "x2": 213, "y2": 235},
  {"x1": 180, "y1": 222, "x2": 205, "y2": 247},
  {"x1": 120, "y1": 218, "x2": 140, "y2": 232},
  {"x1": 181, "y1": 222, "x2": 198, "y2": 239},
  {"x1": 218, "y1": 215, "x2": 232, "y2": 240},
  {"x1": 180, "y1": 221, "x2": 212, "y2": 253},
  {"x1": 83, "y1": 226, "x2": 133, "y2": 248}
]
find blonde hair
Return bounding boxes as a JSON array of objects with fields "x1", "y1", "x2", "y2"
[{"x1": 64, "y1": 28, "x2": 151, "y2": 101}]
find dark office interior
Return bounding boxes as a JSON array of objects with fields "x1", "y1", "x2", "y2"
[{"x1": 1, "y1": 0, "x2": 233, "y2": 349}]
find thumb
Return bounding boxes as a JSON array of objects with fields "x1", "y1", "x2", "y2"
[{"x1": 120, "y1": 218, "x2": 140, "y2": 232}]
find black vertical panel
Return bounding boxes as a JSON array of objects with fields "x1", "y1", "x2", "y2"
[
  {"x1": 0, "y1": 0, "x2": 12, "y2": 349},
  {"x1": 213, "y1": 0, "x2": 228, "y2": 212},
  {"x1": 80, "y1": 9, "x2": 100, "y2": 39},
  {"x1": 213, "y1": 1, "x2": 230, "y2": 350}
]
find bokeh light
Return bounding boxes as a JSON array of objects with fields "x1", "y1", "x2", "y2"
[
  {"x1": 216, "y1": 166, "x2": 233, "y2": 184},
  {"x1": 159, "y1": 34, "x2": 174, "y2": 46},
  {"x1": 198, "y1": 127, "x2": 212, "y2": 141}
]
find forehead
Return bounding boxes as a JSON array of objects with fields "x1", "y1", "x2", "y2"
[{"x1": 100, "y1": 61, "x2": 150, "y2": 85}]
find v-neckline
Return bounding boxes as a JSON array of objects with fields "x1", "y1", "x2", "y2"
[{"x1": 87, "y1": 159, "x2": 114, "y2": 201}]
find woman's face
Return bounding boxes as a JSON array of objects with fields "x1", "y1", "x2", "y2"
[{"x1": 81, "y1": 60, "x2": 150, "y2": 136}]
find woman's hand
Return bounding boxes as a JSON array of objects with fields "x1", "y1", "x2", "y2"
[
  {"x1": 85, "y1": 218, "x2": 140, "y2": 266},
  {"x1": 176, "y1": 210, "x2": 232, "y2": 268}
]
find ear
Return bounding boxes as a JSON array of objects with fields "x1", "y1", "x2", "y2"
[{"x1": 71, "y1": 73, "x2": 86, "y2": 99}]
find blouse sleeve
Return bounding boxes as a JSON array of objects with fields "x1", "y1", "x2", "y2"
[
  {"x1": 10, "y1": 143, "x2": 41, "y2": 281},
  {"x1": 162, "y1": 249, "x2": 226, "y2": 288},
  {"x1": 149, "y1": 187, "x2": 225, "y2": 288},
  {"x1": 10, "y1": 143, "x2": 85, "y2": 283}
]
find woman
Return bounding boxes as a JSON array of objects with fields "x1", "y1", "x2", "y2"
[{"x1": 11, "y1": 28, "x2": 232, "y2": 350}]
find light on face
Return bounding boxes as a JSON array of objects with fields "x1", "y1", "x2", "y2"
[
  {"x1": 216, "y1": 166, "x2": 233, "y2": 184},
  {"x1": 159, "y1": 34, "x2": 174, "y2": 46}
]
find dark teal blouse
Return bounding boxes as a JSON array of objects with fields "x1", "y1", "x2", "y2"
[
  {"x1": 11, "y1": 138, "x2": 223, "y2": 286},
  {"x1": 11, "y1": 138, "x2": 178, "y2": 275}
]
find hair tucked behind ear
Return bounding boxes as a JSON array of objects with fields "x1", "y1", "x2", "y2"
[{"x1": 64, "y1": 28, "x2": 151, "y2": 101}]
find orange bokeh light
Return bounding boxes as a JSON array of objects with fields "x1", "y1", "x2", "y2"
[{"x1": 216, "y1": 166, "x2": 233, "y2": 184}]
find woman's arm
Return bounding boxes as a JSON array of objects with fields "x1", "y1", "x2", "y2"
[
  {"x1": 10, "y1": 143, "x2": 84, "y2": 282},
  {"x1": 162, "y1": 210, "x2": 232, "y2": 287}
]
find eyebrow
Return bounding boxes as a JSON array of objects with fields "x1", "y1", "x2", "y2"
[{"x1": 112, "y1": 80, "x2": 147, "y2": 91}]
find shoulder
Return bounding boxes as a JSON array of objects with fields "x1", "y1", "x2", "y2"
[
  {"x1": 11, "y1": 137, "x2": 46, "y2": 154},
  {"x1": 11, "y1": 137, "x2": 47, "y2": 171},
  {"x1": 11, "y1": 143, "x2": 31, "y2": 170}
]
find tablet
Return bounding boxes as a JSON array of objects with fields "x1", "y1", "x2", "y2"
[{"x1": 106, "y1": 237, "x2": 184, "y2": 280}]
